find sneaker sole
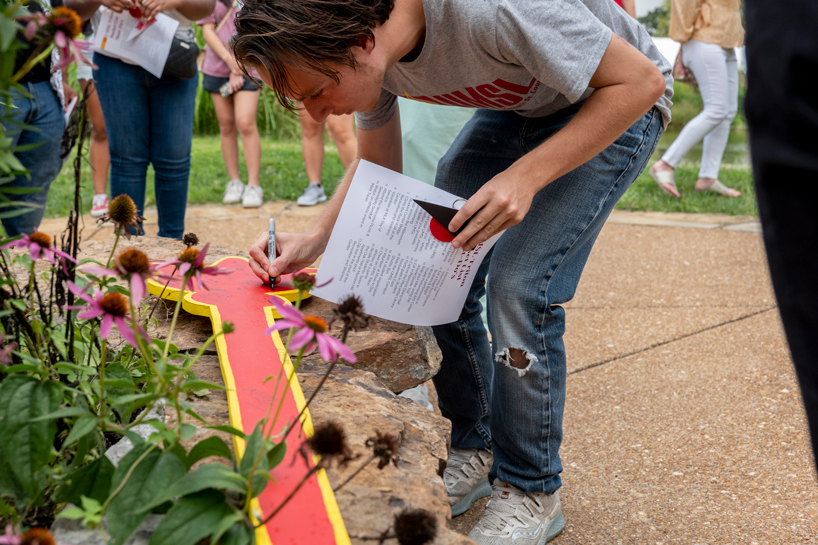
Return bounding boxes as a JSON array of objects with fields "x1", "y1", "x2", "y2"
[
  {"x1": 451, "y1": 477, "x2": 492, "y2": 517},
  {"x1": 90, "y1": 210, "x2": 107, "y2": 218},
  {"x1": 540, "y1": 508, "x2": 565, "y2": 544},
  {"x1": 297, "y1": 196, "x2": 327, "y2": 207}
]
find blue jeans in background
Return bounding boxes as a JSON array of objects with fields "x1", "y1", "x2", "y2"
[
  {"x1": 93, "y1": 54, "x2": 197, "y2": 238},
  {"x1": 431, "y1": 105, "x2": 662, "y2": 495},
  {"x1": 1, "y1": 81, "x2": 64, "y2": 237}
]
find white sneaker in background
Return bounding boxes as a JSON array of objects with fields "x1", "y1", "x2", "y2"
[
  {"x1": 242, "y1": 184, "x2": 263, "y2": 208},
  {"x1": 445, "y1": 447, "x2": 493, "y2": 516},
  {"x1": 90, "y1": 193, "x2": 109, "y2": 218},
  {"x1": 467, "y1": 481, "x2": 563, "y2": 545},
  {"x1": 296, "y1": 183, "x2": 327, "y2": 206},
  {"x1": 223, "y1": 180, "x2": 245, "y2": 204}
]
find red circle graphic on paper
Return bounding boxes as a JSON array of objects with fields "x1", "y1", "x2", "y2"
[{"x1": 430, "y1": 218, "x2": 455, "y2": 242}]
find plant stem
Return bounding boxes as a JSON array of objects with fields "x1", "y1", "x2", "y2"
[
  {"x1": 11, "y1": 42, "x2": 52, "y2": 83},
  {"x1": 162, "y1": 273, "x2": 189, "y2": 358},
  {"x1": 254, "y1": 466, "x2": 320, "y2": 528},
  {"x1": 101, "y1": 441, "x2": 158, "y2": 513},
  {"x1": 332, "y1": 453, "x2": 377, "y2": 492},
  {"x1": 99, "y1": 339, "x2": 107, "y2": 419},
  {"x1": 106, "y1": 228, "x2": 121, "y2": 269}
]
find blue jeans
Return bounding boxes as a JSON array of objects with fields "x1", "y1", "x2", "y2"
[
  {"x1": 432, "y1": 105, "x2": 662, "y2": 494},
  {"x1": 1, "y1": 81, "x2": 64, "y2": 236},
  {"x1": 93, "y1": 54, "x2": 197, "y2": 238}
]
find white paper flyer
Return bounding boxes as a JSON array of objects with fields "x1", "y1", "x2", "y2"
[
  {"x1": 93, "y1": 9, "x2": 178, "y2": 78},
  {"x1": 313, "y1": 160, "x2": 502, "y2": 326}
]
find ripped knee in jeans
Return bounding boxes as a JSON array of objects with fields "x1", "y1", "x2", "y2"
[{"x1": 495, "y1": 347, "x2": 537, "y2": 377}]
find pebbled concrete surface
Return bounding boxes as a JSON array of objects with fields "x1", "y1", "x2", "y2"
[{"x1": 40, "y1": 206, "x2": 816, "y2": 543}]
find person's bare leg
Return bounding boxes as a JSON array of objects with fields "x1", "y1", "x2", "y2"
[
  {"x1": 298, "y1": 106, "x2": 326, "y2": 183},
  {"x1": 325, "y1": 113, "x2": 357, "y2": 169},
  {"x1": 211, "y1": 92, "x2": 240, "y2": 182},
  {"x1": 234, "y1": 90, "x2": 261, "y2": 186},
  {"x1": 81, "y1": 80, "x2": 110, "y2": 196}
]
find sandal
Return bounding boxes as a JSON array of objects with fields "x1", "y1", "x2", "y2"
[
  {"x1": 696, "y1": 179, "x2": 741, "y2": 197},
  {"x1": 649, "y1": 167, "x2": 679, "y2": 198}
]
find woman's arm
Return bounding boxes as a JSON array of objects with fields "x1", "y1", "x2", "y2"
[
  {"x1": 621, "y1": 0, "x2": 637, "y2": 18},
  {"x1": 201, "y1": 22, "x2": 238, "y2": 70},
  {"x1": 140, "y1": 0, "x2": 215, "y2": 22}
]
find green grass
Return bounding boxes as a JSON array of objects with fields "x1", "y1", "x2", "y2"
[
  {"x1": 44, "y1": 137, "x2": 345, "y2": 218},
  {"x1": 616, "y1": 129, "x2": 757, "y2": 217}
]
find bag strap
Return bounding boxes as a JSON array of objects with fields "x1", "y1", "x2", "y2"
[{"x1": 215, "y1": 1, "x2": 238, "y2": 33}]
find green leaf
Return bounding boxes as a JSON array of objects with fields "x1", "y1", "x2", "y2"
[
  {"x1": 266, "y1": 440, "x2": 287, "y2": 469},
  {"x1": 149, "y1": 490, "x2": 237, "y2": 545},
  {"x1": 104, "y1": 363, "x2": 136, "y2": 398},
  {"x1": 0, "y1": 363, "x2": 38, "y2": 373},
  {"x1": 106, "y1": 448, "x2": 186, "y2": 545},
  {"x1": 138, "y1": 463, "x2": 247, "y2": 513},
  {"x1": 187, "y1": 436, "x2": 233, "y2": 467},
  {"x1": 208, "y1": 513, "x2": 247, "y2": 545},
  {"x1": 64, "y1": 415, "x2": 98, "y2": 446},
  {"x1": 181, "y1": 380, "x2": 225, "y2": 392},
  {"x1": 218, "y1": 521, "x2": 255, "y2": 545},
  {"x1": 28, "y1": 406, "x2": 91, "y2": 421},
  {"x1": 56, "y1": 456, "x2": 115, "y2": 505},
  {"x1": 0, "y1": 376, "x2": 62, "y2": 499},
  {"x1": 238, "y1": 425, "x2": 264, "y2": 477},
  {"x1": 208, "y1": 425, "x2": 246, "y2": 439},
  {"x1": 180, "y1": 423, "x2": 197, "y2": 441}
]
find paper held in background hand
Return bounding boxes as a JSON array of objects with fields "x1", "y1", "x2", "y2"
[
  {"x1": 92, "y1": 9, "x2": 177, "y2": 78},
  {"x1": 313, "y1": 160, "x2": 502, "y2": 326}
]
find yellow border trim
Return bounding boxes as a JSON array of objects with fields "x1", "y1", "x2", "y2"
[{"x1": 146, "y1": 256, "x2": 350, "y2": 545}]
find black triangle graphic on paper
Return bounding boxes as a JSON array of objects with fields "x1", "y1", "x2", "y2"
[{"x1": 413, "y1": 199, "x2": 469, "y2": 236}]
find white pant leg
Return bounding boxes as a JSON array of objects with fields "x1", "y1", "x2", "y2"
[
  {"x1": 699, "y1": 48, "x2": 738, "y2": 178},
  {"x1": 662, "y1": 40, "x2": 735, "y2": 172}
]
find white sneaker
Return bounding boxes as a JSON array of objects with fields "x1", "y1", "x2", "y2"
[
  {"x1": 444, "y1": 447, "x2": 493, "y2": 516},
  {"x1": 90, "y1": 193, "x2": 109, "y2": 218},
  {"x1": 296, "y1": 183, "x2": 327, "y2": 206},
  {"x1": 467, "y1": 481, "x2": 564, "y2": 545},
  {"x1": 223, "y1": 180, "x2": 245, "y2": 204},
  {"x1": 242, "y1": 184, "x2": 263, "y2": 208}
]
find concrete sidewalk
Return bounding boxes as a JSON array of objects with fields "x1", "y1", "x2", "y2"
[{"x1": 39, "y1": 205, "x2": 817, "y2": 543}]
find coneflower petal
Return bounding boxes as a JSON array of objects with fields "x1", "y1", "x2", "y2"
[
  {"x1": 194, "y1": 243, "x2": 210, "y2": 267},
  {"x1": 130, "y1": 274, "x2": 144, "y2": 303},
  {"x1": 83, "y1": 264, "x2": 118, "y2": 277},
  {"x1": 115, "y1": 316, "x2": 139, "y2": 347},
  {"x1": 99, "y1": 314, "x2": 114, "y2": 339},
  {"x1": 289, "y1": 328, "x2": 316, "y2": 350},
  {"x1": 316, "y1": 334, "x2": 336, "y2": 362},
  {"x1": 325, "y1": 335, "x2": 356, "y2": 363},
  {"x1": 77, "y1": 308, "x2": 105, "y2": 320},
  {"x1": 54, "y1": 30, "x2": 67, "y2": 47},
  {"x1": 269, "y1": 296, "x2": 304, "y2": 323},
  {"x1": 30, "y1": 243, "x2": 41, "y2": 260},
  {"x1": 179, "y1": 262, "x2": 191, "y2": 275}
]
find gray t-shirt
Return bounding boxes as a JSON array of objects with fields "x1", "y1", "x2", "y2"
[{"x1": 355, "y1": 0, "x2": 673, "y2": 130}]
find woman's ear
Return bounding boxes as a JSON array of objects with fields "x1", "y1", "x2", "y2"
[{"x1": 355, "y1": 34, "x2": 375, "y2": 52}]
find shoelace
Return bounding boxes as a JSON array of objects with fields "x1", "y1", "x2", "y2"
[
  {"x1": 444, "y1": 450, "x2": 482, "y2": 487},
  {"x1": 478, "y1": 486, "x2": 541, "y2": 534}
]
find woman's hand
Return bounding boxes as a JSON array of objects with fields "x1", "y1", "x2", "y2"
[
  {"x1": 448, "y1": 168, "x2": 537, "y2": 252},
  {"x1": 101, "y1": 0, "x2": 135, "y2": 13},
  {"x1": 140, "y1": 0, "x2": 176, "y2": 21},
  {"x1": 228, "y1": 71, "x2": 244, "y2": 94},
  {"x1": 248, "y1": 230, "x2": 327, "y2": 284}
]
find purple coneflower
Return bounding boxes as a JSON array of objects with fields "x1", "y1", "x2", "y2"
[
  {"x1": 265, "y1": 296, "x2": 356, "y2": 363},
  {"x1": 0, "y1": 333, "x2": 18, "y2": 365},
  {"x1": 1, "y1": 231, "x2": 76, "y2": 270},
  {"x1": 172, "y1": 243, "x2": 233, "y2": 290},
  {"x1": 83, "y1": 247, "x2": 172, "y2": 304},
  {"x1": 20, "y1": 7, "x2": 94, "y2": 70},
  {"x1": 65, "y1": 282, "x2": 146, "y2": 347}
]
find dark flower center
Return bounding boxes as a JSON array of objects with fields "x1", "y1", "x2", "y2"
[
  {"x1": 99, "y1": 293, "x2": 129, "y2": 317},
  {"x1": 50, "y1": 7, "x2": 82, "y2": 38},
  {"x1": 29, "y1": 232, "x2": 52, "y2": 249},
  {"x1": 117, "y1": 248, "x2": 150, "y2": 274},
  {"x1": 304, "y1": 315, "x2": 327, "y2": 333},
  {"x1": 108, "y1": 194, "x2": 137, "y2": 225},
  {"x1": 178, "y1": 248, "x2": 200, "y2": 264},
  {"x1": 182, "y1": 232, "x2": 199, "y2": 248},
  {"x1": 292, "y1": 272, "x2": 316, "y2": 291},
  {"x1": 307, "y1": 422, "x2": 348, "y2": 458}
]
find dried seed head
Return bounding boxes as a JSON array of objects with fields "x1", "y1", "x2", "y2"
[
  {"x1": 393, "y1": 509, "x2": 437, "y2": 545},
  {"x1": 366, "y1": 431, "x2": 400, "y2": 469},
  {"x1": 50, "y1": 6, "x2": 82, "y2": 38},
  {"x1": 304, "y1": 315, "x2": 327, "y2": 334},
  {"x1": 182, "y1": 232, "x2": 199, "y2": 248},
  {"x1": 178, "y1": 248, "x2": 200, "y2": 264},
  {"x1": 117, "y1": 248, "x2": 150, "y2": 275},
  {"x1": 21, "y1": 528, "x2": 56, "y2": 545},
  {"x1": 99, "y1": 292, "x2": 129, "y2": 317},
  {"x1": 306, "y1": 421, "x2": 356, "y2": 467},
  {"x1": 291, "y1": 271, "x2": 316, "y2": 292},
  {"x1": 330, "y1": 294, "x2": 369, "y2": 332},
  {"x1": 108, "y1": 194, "x2": 138, "y2": 225},
  {"x1": 29, "y1": 232, "x2": 52, "y2": 249}
]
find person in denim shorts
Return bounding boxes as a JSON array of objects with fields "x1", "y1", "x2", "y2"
[{"x1": 234, "y1": 0, "x2": 672, "y2": 542}]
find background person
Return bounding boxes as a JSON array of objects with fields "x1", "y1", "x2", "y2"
[
  {"x1": 73, "y1": 0, "x2": 216, "y2": 238},
  {"x1": 1, "y1": 0, "x2": 67, "y2": 237},
  {"x1": 295, "y1": 109, "x2": 356, "y2": 206},
  {"x1": 649, "y1": 0, "x2": 743, "y2": 198},
  {"x1": 200, "y1": 0, "x2": 263, "y2": 208},
  {"x1": 76, "y1": 15, "x2": 110, "y2": 218}
]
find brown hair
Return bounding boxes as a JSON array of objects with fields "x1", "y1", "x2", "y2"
[{"x1": 232, "y1": 0, "x2": 395, "y2": 112}]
